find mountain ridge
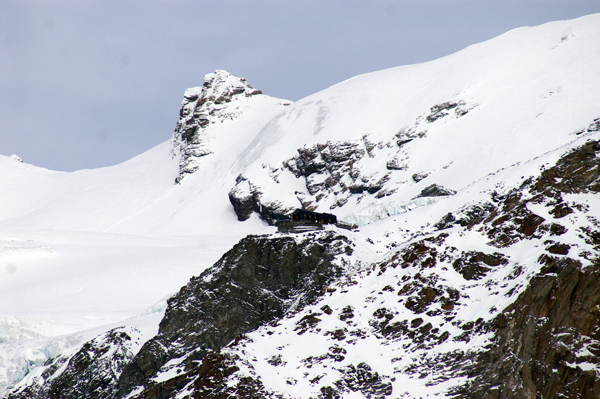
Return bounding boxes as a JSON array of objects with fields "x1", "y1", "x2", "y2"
[{"x1": 1, "y1": 13, "x2": 600, "y2": 398}]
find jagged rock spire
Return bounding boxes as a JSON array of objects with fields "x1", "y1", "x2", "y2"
[
  {"x1": 172, "y1": 70, "x2": 262, "y2": 183},
  {"x1": 200, "y1": 69, "x2": 262, "y2": 104}
]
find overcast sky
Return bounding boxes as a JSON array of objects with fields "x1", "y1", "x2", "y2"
[{"x1": 2, "y1": 1, "x2": 599, "y2": 171}]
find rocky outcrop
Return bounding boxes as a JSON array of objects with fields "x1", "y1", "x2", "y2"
[
  {"x1": 7, "y1": 327, "x2": 138, "y2": 399},
  {"x1": 533, "y1": 138, "x2": 600, "y2": 195},
  {"x1": 455, "y1": 257, "x2": 600, "y2": 399},
  {"x1": 172, "y1": 70, "x2": 262, "y2": 183},
  {"x1": 440, "y1": 140, "x2": 600, "y2": 397},
  {"x1": 227, "y1": 98, "x2": 479, "y2": 223},
  {"x1": 228, "y1": 174, "x2": 293, "y2": 224},
  {"x1": 435, "y1": 139, "x2": 600, "y2": 248},
  {"x1": 452, "y1": 251, "x2": 509, "y2": 281},
  {"x1": 118, "y1": 231, "x2": 355, "y2": 397},
  {"x1": 283, "y1": 139, "x2": 397, "y2": 201},
  {"x1": 415, "y1": 183, "x2": 456, "y2": 198},
  {"x1": 284, "y1": 142, "x2": 366, "y2": 196},
  {"x1": 228, "y1": 138, "x2": 396, "y2": 223},
  {"x1": 320, "y1": 362, "x2": 394, "y2": 398},
  {"x1": 425, "y1": 100, "x2": 473, "y2": 123}
]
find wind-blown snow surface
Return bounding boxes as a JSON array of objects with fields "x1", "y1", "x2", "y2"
[
  {"x1": 232, "y1": 15, "x2": 600, "y2": 220},
  {"x1": 1, "y1": 14, "x2": 600, "y2": 397},
  {"x1": 0, "y1": 94, "x2": 283, "y2": 394}
]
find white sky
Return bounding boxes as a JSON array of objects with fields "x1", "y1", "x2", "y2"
[{"x1": 1, "y1": 0, "x2": 599, "y2": 171}]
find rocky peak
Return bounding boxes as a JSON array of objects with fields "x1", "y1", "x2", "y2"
[
  {"x1": 200, "y1": 69, "x2": 262, "y2": 104},
  {"x1": 172, "y1": 70, "x2": 263, "y2": 183}
]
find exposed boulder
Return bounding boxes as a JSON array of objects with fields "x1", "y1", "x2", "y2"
[
  {"x1": 320, "y1": 362, "x2": 394, "y2": 398},
  {"x1": 452, "y1": 251, "x2": 509, "y2": 280},
  {"x1": 412, "y1": 171, "x2": 430, "y2": 182},
  {"x1": 415, "y1": 184, "x2": 456, "y2": 198},
  {"x1": 228, "y1": 174, "x2": 295, "y2": 224}
]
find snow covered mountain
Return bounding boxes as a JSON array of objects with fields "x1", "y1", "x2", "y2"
[{"x1": 1, "y1": 14, "x2": 600, "y2": 398}]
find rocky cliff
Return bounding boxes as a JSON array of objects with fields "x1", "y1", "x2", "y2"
[
  {"x1": 171, "y1": 70, "x2": 264, "y2": 183},
  {"x1": 117, "y1": 231, "x2": 356, "y2": 398},
  {"x1": 7, "y1": 327, "x2": 140, "y2": 399},
  {"x1": 453, "y1": 139, "x2": 600, "y2": 399}
]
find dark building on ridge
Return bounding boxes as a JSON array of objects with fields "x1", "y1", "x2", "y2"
[{"x1": 291, "y1": 209, "x2": 337, "y2": 225}]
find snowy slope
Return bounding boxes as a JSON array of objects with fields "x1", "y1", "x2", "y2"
[
  {"x1": 3, "y1": 16, "x2": 598, "y2": 234},
  {"x1": 0, "y1": 73, "x2": 289, "y2": 395},
  {"x1": 231, "y1": 14, "x2": 600, "y2": 223},
  {"x1": 0, "y1": 79, "x2": 288, "y2": 333},
  {"x1": 0, "y1": 142, "x2": 177, "y2": 232},
  {"x1": 221, "y1": 135, "x2": 600, "y2": 398},
  {"x1": 1, "y1": 13, "x2": 600, "y2": 398}
]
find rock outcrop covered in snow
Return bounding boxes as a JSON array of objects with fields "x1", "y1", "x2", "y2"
[
  {"x1": 453, "y1": 140, "x2": 600, "y2": 399},
  {"x1": 117, "y1": 232, "x2": 356, "y2": 398},
  {"x1": 171, "y1": 70, "x2": 263, "y2": 183},
  {"x1": 7, "y1": 327, "x2": 140, "y2": 399},
  {"x1": 228, "y1": 138, "x2": 397, "y2": 224},
  {"x1": 226, "y1": 95, "x2": 479, "y2": 224}
]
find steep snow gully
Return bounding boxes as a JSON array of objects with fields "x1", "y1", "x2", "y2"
[{"x1": 1, "y1": 14, "x2": 600, "y2": 399}]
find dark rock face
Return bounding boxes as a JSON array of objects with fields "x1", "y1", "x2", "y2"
[
  {"x1": 440, "y1": 140, "x2": 600, "y2": 398},
  {"x1": 319, "y1": 363, "x2": 393, "y2": 398},
  {"x1": 172, "y1": 70, "x2": 263, "y2": 183},
  {"x1": 416, "y1": 184, "x2": 456, "y2": 198},
  {"x1": 534, "y1": 139, "x2": 600, "y2": 195},
  {"x1": 227, "y1": 188, "x2": 255, "y2": 221},
  {"x1": 228, "y1": 174, "x2": 293, "y2": 224},
  {"x1": 456, "y1": 257, "x2": 600, "y2": 399},
  {"x1": 435, "y1": 140, "x2": 600, "y2": 249},
  {"x1": 126, "y1": 351, "x2": 267, "y2": 399},
  {"x1": 118, "y1": 231, "x2": 355, "y2": 397},
  {"x1": 284, "y1": 142, "x2": 366, "y2": 194},
  {"x1": 282, "y1": 140, "x2": 375, "y2": 206},
  {"x1": 425, "y1": 100, "x2": 473, "y2": 123},
  {"x1": 227, "y1": 174, "x2": 260, "y2": 222},
  {"x1": 452, "y1": 251, "x2": 508, "y2": 280},
  {"x1": 8, "y1": 327, "x2": 137, "y2": 399}
]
